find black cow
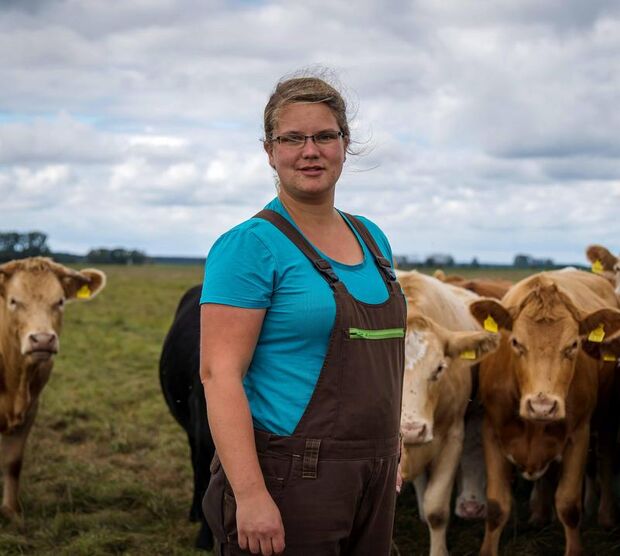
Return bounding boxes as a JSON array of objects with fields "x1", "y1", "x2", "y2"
[{"x1": 159, "y1": 285, "x2": 215, "y2": 551}]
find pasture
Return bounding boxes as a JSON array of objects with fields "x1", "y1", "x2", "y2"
[{"x1": 1, "y1": 264, "x2": 619, "y2": 555}]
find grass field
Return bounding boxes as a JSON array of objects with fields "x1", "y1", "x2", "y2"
[{"x1": 1, "y1": 264, "x2": 619, "y2": 555}]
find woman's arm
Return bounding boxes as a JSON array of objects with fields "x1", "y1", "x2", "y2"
[{"x1": 200, "y1": 303, "x2": 285, "y2": 556}]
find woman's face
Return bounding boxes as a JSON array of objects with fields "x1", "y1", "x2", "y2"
[{"x1": 265, "y1": 102, "x2": 347, "y2": 203}]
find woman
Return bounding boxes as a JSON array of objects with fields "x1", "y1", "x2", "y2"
[{"x1": 200, "y1": 74, "x2": 405, "y2": 556}]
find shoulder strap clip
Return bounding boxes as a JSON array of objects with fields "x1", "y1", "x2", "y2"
[
  {"x1": 376, "y1": 256, "x2": 397, "y2": 281},
  {"x1": 314, "y1": 258, "x2": 339, "y2": 283}
]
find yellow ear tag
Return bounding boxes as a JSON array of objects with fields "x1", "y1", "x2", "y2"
[
  {"x1": 588, "y1": 324, "x2": 605, "y2": 343},
  {"x1": 460, "y1": 350, "x2": 477, "y2": 360},
  {"x1": 76, "y1": 285, "x2": 91, "y2": 299},
  {"x1": 602, "y1": 353, "x2": 617, "y2": 362},
  {"x1": 592, "y1": 260, "x2": 604, "y2": 275},
  {"x1": 483, "y1": 315, "x2": 498, "y2": 334}
]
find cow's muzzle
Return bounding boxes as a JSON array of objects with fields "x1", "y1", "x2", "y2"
[
  {"x1": 401, "y1": 420, "x2": 433, "y2": 444},
  {"x1": 520, "y1": 392, "x2": 564, "y2": 421},
  {"x1": 24, "y1": 332, "x2": 59, "y2": 359}
]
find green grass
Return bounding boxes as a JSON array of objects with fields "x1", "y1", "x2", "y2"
[
  {"x1": 1, "y1": 264, "x2": 618, "y2": 555},
  {"x1": 0, "y1": 264, "x2": 206, "y2": 555}
]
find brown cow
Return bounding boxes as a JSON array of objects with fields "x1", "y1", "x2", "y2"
[
  {"x1": 433, "y1": 269, "x2": 512, "y2": 300},
  {"x1": 0, "y1": 257, "x2": 105, "y2": 518},
  {"x1": 469, "y1": 269, "x2": 620, "y2": 556},
  {"x1": 586, "y1": 244, "x2": 620, "y2": 296}
]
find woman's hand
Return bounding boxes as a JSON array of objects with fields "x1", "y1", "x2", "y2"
[{"x1": 236, "y1": 488, "x2": 285, "y2": 555}]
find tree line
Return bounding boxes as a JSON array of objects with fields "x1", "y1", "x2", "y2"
[{"x1": 0, "y1": 231, "x2": 147, "y2": 265}]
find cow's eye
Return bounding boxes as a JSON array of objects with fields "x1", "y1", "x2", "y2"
[
  {"x1": 563, "y1": 340, "x2": 579, "y2": 359},
  {"x1": 510, "y1": 337, "x2": 525, "y2": 356},
  {"x1": 8, "y1": 297, "x2": 20, "y2": 310},
  {"x1": 430, "y1": 362, "x2": 446, "y2": 381},
  {"x1": 55, "y1": 298, "x2": 65, "y2": 309}
]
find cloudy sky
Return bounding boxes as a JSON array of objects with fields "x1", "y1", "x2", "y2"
[{"x1": 2, "y1": 0, "x2": 619, "y2": 264}]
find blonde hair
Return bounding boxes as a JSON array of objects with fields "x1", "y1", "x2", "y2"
[{"x1": 264, "y1": 72, "x2": 354, "y2": 155}]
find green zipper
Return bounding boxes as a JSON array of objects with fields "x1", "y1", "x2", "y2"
[{"x1": 348, "y1": 327, "x2": 405, "y2": 340}]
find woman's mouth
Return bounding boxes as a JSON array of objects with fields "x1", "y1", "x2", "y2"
[{"x1": 299, "y1": 166, "x2": 324, "y2": 176}]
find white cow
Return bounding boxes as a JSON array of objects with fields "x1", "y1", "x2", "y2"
[{"x1": 397, "y1": 271, "x2": 499, "y2": 556}]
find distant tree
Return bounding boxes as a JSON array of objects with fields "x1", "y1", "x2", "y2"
[
  {"x1": 425, "y1": 254, "x2": 455, "y2": 267},
  {"x1": 0, "y1": 231, "x2": 51, "y2": 262},
  {"x1": 86, "y1": 247, "x2": 148, "y2": 265},
  {"x1": 513, "y1": 254, "x2": 532, "y2": 268},
  {"x1": 471, "y1": 257, "x2": 480, "y2": 268}
]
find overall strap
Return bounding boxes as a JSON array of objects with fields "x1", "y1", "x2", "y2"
[
  {"x1": 342, "y1": 213, "x2": 397, "y2": 283},
  {"x1": 254, "y1": 209, "x2": 340, "y2": 286}
]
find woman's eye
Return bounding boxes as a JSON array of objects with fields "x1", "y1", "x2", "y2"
[{"x1": 280, "y1": 134, "x2": 304, "y2": 144}]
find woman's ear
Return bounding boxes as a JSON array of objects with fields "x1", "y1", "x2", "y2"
[{"x1": 264, "y1": 140, "x2": 276, "y2": 169}]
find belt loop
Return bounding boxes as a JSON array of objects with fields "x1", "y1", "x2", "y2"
[{"x1": 302, "y1": 439, "x2": 321, "y2": 479}]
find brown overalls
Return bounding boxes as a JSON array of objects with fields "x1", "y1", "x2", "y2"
[{"x1": 203, "y1": 210, "x2": 406, "y2": 555}]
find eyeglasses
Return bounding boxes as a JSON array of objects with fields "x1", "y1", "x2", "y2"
[{"x1": 270, "y1": 131, "x2": 345, "y2": 148}]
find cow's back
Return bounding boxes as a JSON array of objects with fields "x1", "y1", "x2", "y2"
[
  {"x1": 503, "y1": 270, "x2": 618, "y2": 312},
  {"x1": 399, "y1": 271, "x2": 480, "y2": 332},
  {"x1": 159, "y1": 285, "x2": 202, "y2": 427}
]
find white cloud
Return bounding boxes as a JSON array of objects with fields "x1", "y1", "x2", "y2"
[{"x1": 0, "y1": 0, "x2": 619, "y2": 263}]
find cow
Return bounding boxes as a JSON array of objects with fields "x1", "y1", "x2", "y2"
[
  {"x1": 397, "y1": 270, "x2": 500, "y2": 556},
  {"x1": 433, "y1": 269, "x2": 513, "y2": 300},
  {"x1": 159, "y1": 284, "x2": 214, "y2": 551},
  {"x1": 431, "y1": 270, "x2": 511, "y2": 522},
  {"x1": 454, "y1": 403, "x2": 486, "y2": 520},
  {"x1": 0, "y1": 257, "x2": 105, "y2": 519},
  {"x1": 586, "y1": 244, "x2": 620, "y2": 295},
  {"x1": 469, "y1": 269, "x2": 620, "y2": 556}
]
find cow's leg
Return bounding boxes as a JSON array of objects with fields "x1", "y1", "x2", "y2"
[
  {"x1": 596, "y1": 424, "x2": 616, "y2": 528},
  {"x1": 555, "y1": 424, "x2": 588, "y2": 556},
  {"x1": 423, "y1": 427, "x2": 464, "y2": 556},
  {"x1": 480, "y1": 417, "x2": 512, "y2": 556},
  {"x1": 595, "y1": 376, "x2": 619, "y2": 529},
  {"x1": 189, "y1": 387, "x2": 215, "y2": 551},
  {"x1": 0, "y1": 401, "x2": 37, "y2": 519},
  {"x1": 413, "y1": 473, "x2": 428, "y2": 521}
]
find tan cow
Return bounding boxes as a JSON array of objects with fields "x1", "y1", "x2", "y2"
[
  {"x1": 469, "y1": 269, "x2": 620, "y2": 556},
  {"x1": 586, "y1": 244, "x2": 620, "y2": 296},
  {"x1": 433, "y1": 269, "x2": 513, "y2": 300},
  {"x1": 0, "y1": 257, "x2": 105, "y2": 518},
  {"x1": 397, "y1": 271, "x2": 500, "y2": 556}
]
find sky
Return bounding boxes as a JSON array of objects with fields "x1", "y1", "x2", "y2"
[{"x1": 1, "y1": 0, "x2": 619, "y2": 264}]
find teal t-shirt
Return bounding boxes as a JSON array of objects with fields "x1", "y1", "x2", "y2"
[{"x1": 200, "y1": 197, "x2": 395, "y2": 435}]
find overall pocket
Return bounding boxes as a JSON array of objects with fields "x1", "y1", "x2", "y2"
[{"x1": 202, "y1": 453, "x2": 230, "y2": 543}]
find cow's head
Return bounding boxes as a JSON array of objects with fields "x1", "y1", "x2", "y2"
[
  {"x1": 586, "y1": 244, "x2": 620, "y2": 296},
  {"x1": 470, "y1": 277, "x2": 620, "y2": 422},
  {"x1": 0, "y1": 257, "x2": 106, "y2": 362},
  {"x1": 400, "y1": 314, "x2": 499, "y2": 444}
]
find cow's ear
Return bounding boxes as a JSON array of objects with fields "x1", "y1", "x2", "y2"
[
  {"x1": 0, "y1": 260, "x2": 20, "y2": 298},
  {"x1": 582, "y1": 335, "x2": 620, "y2": 361},
  {"x1": 48, "y1": 262, "x2": 106, "y2": 301},
  {"x1": 469, "y1": 298, "x2": 513, "y2": 332},
  {"x1": 63, "y1": 268, "x2": 106, "y2": 301},
  {"x1": 586, "y1": 245, "x2": 617, "y2": 272},
  {"x1": 446, "y1": 330, "x2": 500, "y2": 363},
  {"x1": 579, "y1": 308, "x2": 620, "y2": 340}
]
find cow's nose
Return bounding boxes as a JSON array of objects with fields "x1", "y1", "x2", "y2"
[
  {"x1": 525, "y1": 393, "x2": 559, "y2": 420},
  {"x1": 401, "y1": 421, "x2": 431, "y2": 444},
  {"x1": 456, "y1": 499, "x2": 486, "y2": 520},
  {"x1": 28, "y1": 333, "x2": 58, "y2": 352}
]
